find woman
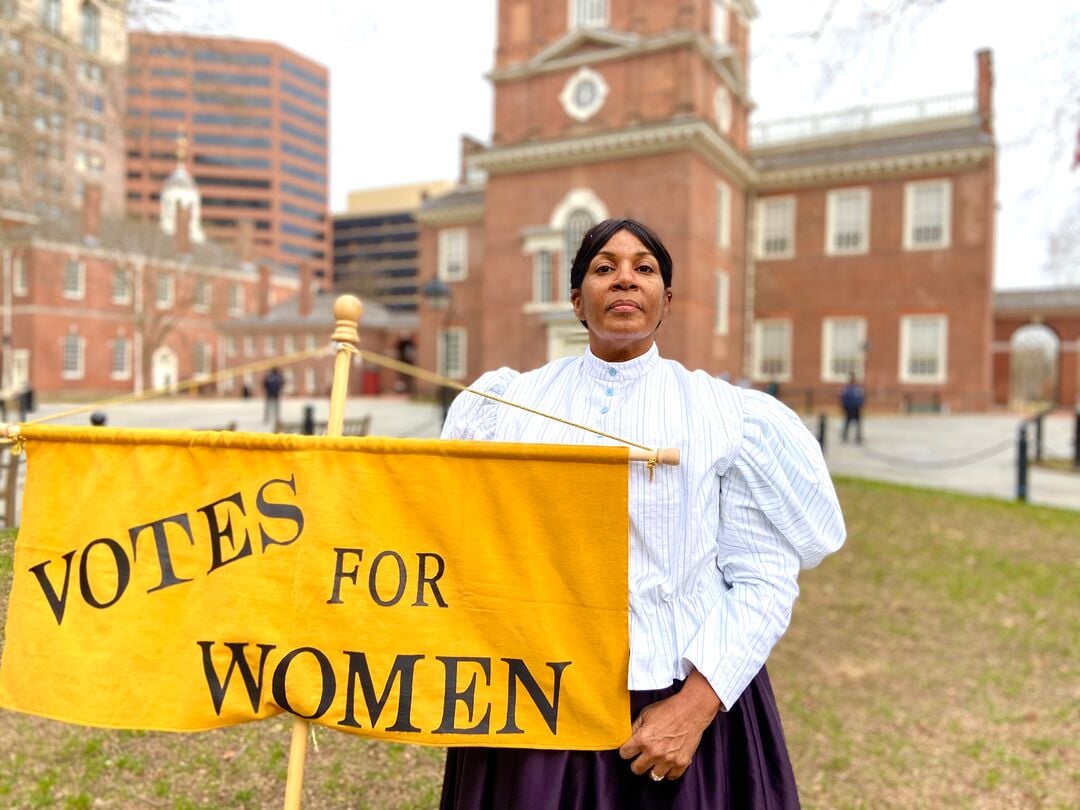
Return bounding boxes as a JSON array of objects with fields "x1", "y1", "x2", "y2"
[{"x1": 440, "y1": 219, "x2": 845, "y2": 809}]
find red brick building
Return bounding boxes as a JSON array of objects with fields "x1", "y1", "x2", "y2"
[
  {"x1": 992, "y1": 288, "x2": 1080, "y2": 409},
  {"x1": 416, "y1": 0, "x2": 997, "y2": 412},
  {"x1": 0, "y1": 176, "x2": 297, "y2": 399},
  {"x1": 216, "y1": 280, "x2": 415, "y2": 400}
]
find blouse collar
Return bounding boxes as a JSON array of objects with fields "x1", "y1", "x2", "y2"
[{"x1": 580, "y1": 343, "x2": 660, "y2": 381}]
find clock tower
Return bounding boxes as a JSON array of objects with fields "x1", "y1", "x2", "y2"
[{"x1": 467, "y1": 0, "x2": 758, "y2": 375}]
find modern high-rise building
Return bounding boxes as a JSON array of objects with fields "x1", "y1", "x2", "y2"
[
  {"x1": 124, "y1": 32, "x2": 329, "y2": 280},
  {"x1": 333, "y1": 179, "x2": 454, "y2": 313},
  {"x1": 0, "y1": 0, "x2": 127, "y2": 219}
]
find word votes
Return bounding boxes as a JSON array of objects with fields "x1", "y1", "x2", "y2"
[{"x1": 28, "y1": 474, "x2": 304, "y2": 626}]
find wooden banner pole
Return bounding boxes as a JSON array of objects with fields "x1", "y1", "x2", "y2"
[{"x1": 282, "y1": 294, "x2": 362, "y2": 810}]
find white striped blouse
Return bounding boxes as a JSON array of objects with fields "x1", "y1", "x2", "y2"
[{"x1": 442, "y1": 343, "x2": 846, "y2": 711}]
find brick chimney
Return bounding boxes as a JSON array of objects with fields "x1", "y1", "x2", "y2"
[
  {"x1": 81, "y1": 183, "x2": 102, "y2": 244},
  {"x1": 976, "y1": 49, "x2": 994, "y2": 135},
  {"x1": 256, "y1": 263, "x2": 271, "y2": 317},
  {"x1": 237, "y1": 219, "x2": 255, "y2": 264},
  {"x1": 174, "y1": 202, "x2": 192, "y2": 256},
  {"x1": 299, "y1": 262, "x2": 314, "y2": 317}
]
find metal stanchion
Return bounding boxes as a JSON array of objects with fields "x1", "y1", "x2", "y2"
[
  {"x1": 1016, "y1": 424, "x2": 1028, "y2": 502},
  {"x1": 301, "y1": 404, "x2": 315, "y2": 436},
  {"x1": 1074, "y1": 411, "x2": 1079, "y2": 470},
  {"x1": 817, "y1": 412, "x2": 827, "y2": 452}
]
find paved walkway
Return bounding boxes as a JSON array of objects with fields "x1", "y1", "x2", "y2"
[
  {"x1": 810, "y1": 410, "x2": 1079, "y2": 511},
  {"x1": 9, "y1": 396, "x2": 1079, "y2": 516}
]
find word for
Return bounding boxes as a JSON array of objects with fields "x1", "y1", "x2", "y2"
[{"x1": 326, "y1": 547, "x2": 448, "y2": 607}]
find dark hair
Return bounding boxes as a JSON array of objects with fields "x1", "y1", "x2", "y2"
[{"x1": 569, "y1": 218, "x2": 673, "y2": 290}]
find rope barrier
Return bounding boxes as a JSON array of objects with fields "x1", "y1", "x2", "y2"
[
  {"x1": 20, "y1": 346, "x2": 328, "y2": 429},
  {"x1": 853, "y1": 438, "x2": 1015, "y2": 470}
]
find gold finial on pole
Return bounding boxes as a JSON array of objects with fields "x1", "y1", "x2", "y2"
[
  {"x1": 326, "y1": 295, "x2": 362, "y2": 438},
  {"x1": 283, "y1": 295, "x2": 363, "y2": 810}
]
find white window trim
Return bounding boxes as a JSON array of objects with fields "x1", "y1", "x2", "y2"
[
  {"x1": 712, "y1": 0, "x2": 729, "y2": 44},
  {"x1": 438, "y1": 227, "x2": 468, "y2": 282},
  {"x1": 714, "y1": 270, "x2": 730, "y2": 336},
  {"x1": 110, "y1": 335, "x2": 131, "y2": 381},
  {"x1": 756, "y1": 196, "x2": 795, "y2": 260},
  {"x1": 714, "y1": 86, "x2": 732, "y2": 133},
  {"x1": 903, "y1": 179, "x2": 952, "y2": 251},
  {"x1": 559, "y1": 66, "x2": 609, "y2": 123},
  {"x1": 63, "y1": 258, "x2": 85, "y2": 300},
  {"x1": 61, "y1": 334, "x2": 85, "y2": 380},
  {"x1": 111, "y1": 267, "x2": 132, "y2": 305},
  {"x1": 568, "y1": 0, "x2": 608, "y2": 30},
  {"x1": 193, "y1": 277, "x2": 211, "y2": 313},
  {"x1": 194, "y1": 341, "x2": 211, "y2": 377},
  {"x1": 229, "y1": 284, "x2": 245, "y2": 316},
  {"x1": 752, "y1": 319, "x2": 792, "y2": 383},
  {"x1": 155, "y1": 273, "x2": 175, "y2": 309},
  {"x1": 717, "y1": 181, "x2": 731, "y2": 249},
  {"x1": 438, "y1": 326, "x2": 467, "y2": 380},
  {"x1": 825, "y1": 187, "x2": 871, "y2": 256},
  {"x1": 899, "y1": 314, "x2": 948, "y2": 384},
  {"x1": 242, "y1": 335, "x2": 254, "y2": 357},
  {"x1": 12, "y1": 254, "x2": 27, "y2": 296},
  {"x1": 532, "y1": 249, "x2": 555, "y2": 305},
  {"x1": 820, "y1": 317, "x2": 867, "y2": 383}
]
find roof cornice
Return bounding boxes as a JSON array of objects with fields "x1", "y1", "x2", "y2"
[
  {"x1": 488, "y1": 31, "x2": 749, "y2": 100},
  {"x1": 756, "y1": 145, "x2": 995, "y2": 189},
  {"x1": 469, "y1": 119, "x2": 757, "y2": 185},
  {"x1": 414, "y1": 203, "x2": 485, "y2": 227}
]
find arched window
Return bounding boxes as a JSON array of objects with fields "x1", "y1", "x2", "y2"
[
  {"x1": 39, "y1": 0, "x2": 60, "y2": 31},
  {"x1": 80, "y1": 2, "x2": 101, "y2": 53},
  {"x1": 563, "y1": 209, "x2": 595, "y2": 299}
]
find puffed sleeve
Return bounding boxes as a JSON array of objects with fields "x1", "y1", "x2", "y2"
[
  {"x1": 683, "y1": 389, "x2": 846, "y2": 709},
  {"x1": 440, "y1": 367, "x2": 520, "y2": 441}
]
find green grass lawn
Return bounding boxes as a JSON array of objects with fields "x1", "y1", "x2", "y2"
[{"x1": 1, "y1": 478, "x2": 1077, "y2": 808}]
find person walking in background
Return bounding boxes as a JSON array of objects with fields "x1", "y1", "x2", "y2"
[
  {"x1": 840, "y1": 372, "x2": 865, "y2": 444},
  {"x1": 262, "y1": 367, "x2": 284, "y2": 426}
]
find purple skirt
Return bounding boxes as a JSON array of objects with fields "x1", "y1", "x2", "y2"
[{"x1": 439, "y1": 666, "x2": 799, "y2": 810}]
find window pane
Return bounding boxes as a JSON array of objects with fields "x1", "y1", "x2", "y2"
[
  {"x1": 534, "y1": 250, "x2": 553, "y2": 304},
  {"x1": 761, "y1": 198, "x2": 793, "y2": 257},
  {"x1": 912, "y1": 183, "x2": 946, "y2": 246}
]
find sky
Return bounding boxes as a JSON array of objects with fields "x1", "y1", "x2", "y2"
[{"x1": 162, "y1": 0, "x2": 1078, "y2": 290}]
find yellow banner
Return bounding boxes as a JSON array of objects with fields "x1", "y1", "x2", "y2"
[{"x1": 0, "y1": 425, "x2": 630, "y2": 749}]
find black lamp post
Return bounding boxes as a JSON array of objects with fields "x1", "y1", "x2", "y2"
[{"x1": 421, "y1": 277, "x2": 453, "y2": 425}]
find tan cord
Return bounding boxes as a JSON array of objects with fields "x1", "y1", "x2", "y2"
[
  {"x1": 20, "y1": 346, "x2": 327, "y2": 427},
  {"x1": 348, "y1": 345, "x2": 655, "y2": 455}
]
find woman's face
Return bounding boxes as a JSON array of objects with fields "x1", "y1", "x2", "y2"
[{"x1": 571, "y1": 228, "x2": 671, "y2": 362}]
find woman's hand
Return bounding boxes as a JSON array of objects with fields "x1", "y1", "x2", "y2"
[{"x1": 617, "y1": 670, "x2": 723, "y2": 781}]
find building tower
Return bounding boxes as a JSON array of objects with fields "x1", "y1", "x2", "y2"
[{"x1": 420, "y1": 0, "x2": 755, "y2": 379}]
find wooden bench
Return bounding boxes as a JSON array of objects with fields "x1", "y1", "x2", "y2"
[
  {"x1": 274, "y1": 415, "x2": 371, "y2": 437},
  {"x1": 194, "y1": 421, "x2": 238, "y2": 432}
]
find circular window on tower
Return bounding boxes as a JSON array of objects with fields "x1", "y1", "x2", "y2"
[
  {"x1": 714, "y1": 85, "x2": 733, "y2": 133},
  {"x1": 560, "y1": 67, "x2": 609, "y2": 123}
]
